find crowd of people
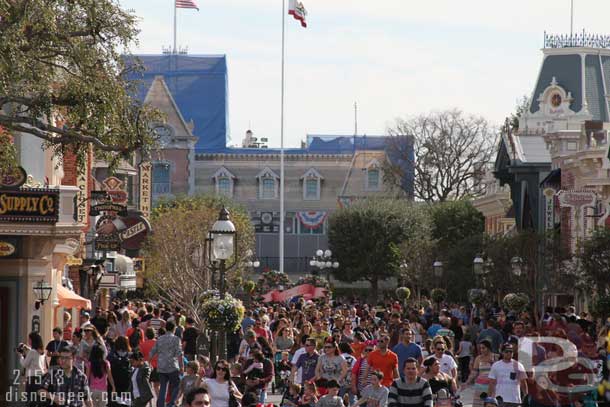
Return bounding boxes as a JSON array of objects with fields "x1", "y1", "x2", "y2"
[{"x1": 14, "y1": 297, "x2": 610, "y2": 407}]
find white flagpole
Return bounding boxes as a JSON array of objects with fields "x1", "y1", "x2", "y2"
[
  {"x1": 570, "y1": 0, "x2": 574, "y2": 37},
  {"x1": 173, "y1": 0, "x2": 177, "y2": 53},
  {"x1": 279, "y1": 0, "x2": 286, "y2": 275}
]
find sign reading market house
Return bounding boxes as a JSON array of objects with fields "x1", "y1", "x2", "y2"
[{"x1": 0, "y1": 189, "x2": 59, "y2": 223}]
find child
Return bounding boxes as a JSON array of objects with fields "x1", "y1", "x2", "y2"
[
  {"x1": 230, "y1": 363, "x2": 246, "y2": 394},
  {"x1": 277, "y1": 351, "x2": 293, "y2": 391},
  {"x1": 315, "y1": 380, "x2": 344, "y2": 407},
  {"x1": 178, "y1": 361, "x2": 201, "y2": 406},
  {"x1": 282, "y1": 383, "x2": 301, "y2": 407},
  {"x1": 197, "y1": 355, "x2": 213, "y2": 378},
  {"x1": 300, "y1": 382, "x2": 319, "y2": 407},
  {"x1": 243, "y1": 351, "x2": 265, "y2": 381}
]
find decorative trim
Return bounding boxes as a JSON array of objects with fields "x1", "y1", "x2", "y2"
[{"x1": 297, "y1": 211, "x2": 327, "y2": 229}]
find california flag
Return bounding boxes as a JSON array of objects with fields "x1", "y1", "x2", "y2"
[{"x1": 288, "y1": 0, "x2": 307, "y2": 27}]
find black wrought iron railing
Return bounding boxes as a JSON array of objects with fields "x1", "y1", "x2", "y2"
[{"x1": 544, "y1": 31, "x2": 610, "y2": 49}]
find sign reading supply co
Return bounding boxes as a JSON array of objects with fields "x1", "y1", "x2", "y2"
[{"x1": 0, "y1": 189, "x2": 59, "y2": 223}]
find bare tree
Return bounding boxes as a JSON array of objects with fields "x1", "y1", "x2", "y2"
[
  {"x1": 144, "y1": 195, "x2": 255, "y2": 329},
  {"x1": 384, "y1": 110, "x2": 497, "y2": 202}
]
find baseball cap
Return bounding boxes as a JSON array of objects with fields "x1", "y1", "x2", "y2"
[{"x1": 501, "y1": 343, "x2": 514, "y2": 352}]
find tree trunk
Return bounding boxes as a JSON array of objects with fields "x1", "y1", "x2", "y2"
[{"x1": 370, "y1": 278, "x2": 379, "y2": 303}]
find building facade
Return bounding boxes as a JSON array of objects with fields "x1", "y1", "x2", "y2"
[
  {"x1": 472, "y1": 171, "x2": 515, "y2": 235},
  {"x1": 194, "y1": 134, "x2": 396, "y2": 274},
  {"x1": 493, "y1": 32, "x2": 610, "y2": 309}
]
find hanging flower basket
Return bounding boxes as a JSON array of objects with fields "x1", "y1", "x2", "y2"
[
  {"x1": 468, "y1": 289, "x2": 488, "y2": 306},
  {"x1": 256, "y1": 269, "x2": 292, "y2": 293},
  {"x1": 503, "y1": 292, "x2": 529, "y2": 312},
  {"x1": 395, "y1": 287, "x2": 411, "y2": 301},
  {"x1": 201, "y1": 293, "x2": 245, "y2": 332},
  {"x1": 296, "y1": 274, "x2": 330, "y2": 289},
  {"x1": 430, "y1": 288, "x2": 447, "y2": 304}
]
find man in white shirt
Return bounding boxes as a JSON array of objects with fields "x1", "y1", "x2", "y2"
[
  {"x1": 489, "y1": 343, "x2": 528, "y2": 407},
  {"x1": 432, "y1": 339, "x2": 457, "y2": 379}
]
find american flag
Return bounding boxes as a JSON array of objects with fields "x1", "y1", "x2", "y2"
[{"x1": 176, "y1": 0, "x2": 199, "y2": 10}]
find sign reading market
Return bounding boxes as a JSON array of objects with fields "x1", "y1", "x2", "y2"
[{"x1": 0, "y1": 189, "x2": 59, "y2": 223}]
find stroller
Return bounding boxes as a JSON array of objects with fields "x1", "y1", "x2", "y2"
[{"x1": 272, "y1": 351, "x2": 292, "y2": 395}]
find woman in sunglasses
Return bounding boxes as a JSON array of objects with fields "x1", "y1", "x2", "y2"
[
  {"x1": 201, "y1": 360, "x2": 242, "y2": 407},
  {"x1": 314, "y1": 340, "x2": 348, "y2": 396}
]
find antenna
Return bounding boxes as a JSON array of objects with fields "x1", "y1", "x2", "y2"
[{"x1": 354, "y1": 101, "x2": 358, "y2": 136}]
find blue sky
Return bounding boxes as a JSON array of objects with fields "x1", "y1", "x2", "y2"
[{"x1": 119, "y1": 0, "x2": 610, "y2": 147}]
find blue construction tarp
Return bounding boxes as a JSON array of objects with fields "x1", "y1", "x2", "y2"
[{"x1": 126, "y1": 54, "x2": 228, "y2": 151}]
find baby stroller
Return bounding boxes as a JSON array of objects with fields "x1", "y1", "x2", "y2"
[{"x1": 272, "y1": 351, "x2": 292, "y2": 395}]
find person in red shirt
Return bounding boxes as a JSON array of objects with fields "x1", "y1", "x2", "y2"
[
  {"x1": 139, "y1": 327, "x2": 160, "y2": 396},
  {"x1": 365, "y1": 335, "x2": 399, "y2": 387}
]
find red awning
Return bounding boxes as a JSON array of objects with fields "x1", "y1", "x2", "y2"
[{"x1": 56, "y1": 285, "x2": 92, "y2": 310}]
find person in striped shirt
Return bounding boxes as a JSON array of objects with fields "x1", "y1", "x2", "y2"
[{"x1": 388, "y1": 358, "x2": 432, "y2": 407}]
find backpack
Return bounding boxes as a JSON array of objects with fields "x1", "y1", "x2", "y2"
[
  {"x1": 110, "y1": 352, "x2": 132, "y2": 389},
  {"x1": 129, "y1": 329, "x2": 141, "y2": 350}
]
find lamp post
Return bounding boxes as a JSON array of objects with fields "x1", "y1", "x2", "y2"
[
  {"x1": 33, "y1": 280, "x2": 52, "y2": 307},
  {"x1": 310, "y1": 249, "x2": 339, "y2": 283},
  {"x1": 205, "y1": 207, "x2": 237, "y2": 361},
  {"x1": 510, "y1": 256, "x2": 524, "y2": 277},
  {"x1": 245, "y1": 249, "x2": 261, "y2": 274},
  {"x1": 433, "y1": 260, "x2": 443, "y2": 278}
]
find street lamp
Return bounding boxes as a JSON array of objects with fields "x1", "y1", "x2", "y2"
[
  {"x1": 311, "y1": 249, "x2": 339, "y2": 283},
  {"x1": 205, "y1": 207, "x2": 237, "y2": 361},
  {"x1": 33, "y1": 280, "x2": 52, "y2": 306},
  {"x1": 245, "y1": 249, "x2": 260, "y2": 269},
  {"x1": 510, "y1": 256, "x2": 524, "y2": 277},
  {"x1": 473, "y1": 255, "x2": 485, "y2": 275},
  {"x1": 433, "y1": 260, "x2": 443, "y2": 278}
]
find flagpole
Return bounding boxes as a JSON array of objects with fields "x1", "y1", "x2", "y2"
[
  {"x1": 173, "y1": 0, "x2": 177, "y2": 53},
  {"x1": 570, "y1": 0, "x2": 574, "y2": 37},
  {"x1": 279, "y1": 0, "x2": 286, "y2": 275}
]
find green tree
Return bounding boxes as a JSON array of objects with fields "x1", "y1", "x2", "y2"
[
  {"x1": 144, "y1": 195, "x2": 255, "y2": 329},
  {"x1": 425, "y1": 200, "x2": 485, "y2": 300},
  {"x1": 579, "y1": 227, "x2": 610, "y2": 294},
  {"x1": 0, "y1": 0, "x2": 162, "y2": 172},
  {"x1": 328, "y1": 199, "x2": 430, "y2": 301}
]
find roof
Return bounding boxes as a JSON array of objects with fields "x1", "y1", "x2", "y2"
[
  {"x1": 529, "y1": 51, "x2": 610, "y2": 121},
  {"x1": 512, "y1": 134, "x2": 551, "y2": 164},
  {"x1": 199, "y1": 135, "x2": 388, "y2": 156},
  {"x1": 126, "y1": 54, "x2": 228, "y2": 151}
]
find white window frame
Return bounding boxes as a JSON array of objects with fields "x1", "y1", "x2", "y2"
[
  {"x1": 300, "y1": 168, "x2": 323, "y2": 201},
  {"x1": 212, "y1": 167, "x2": 236, "y2": 197},
  {"x1": 365, "y1": 159, "x2": 382, "y2": 191},
  {"x1": 256, "y1": 167, "x2": 279, "y2": 199}
]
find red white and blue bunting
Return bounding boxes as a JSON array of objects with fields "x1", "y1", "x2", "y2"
[{"x1": 297, "y1": 211, "x2": 327, "y2": 229}]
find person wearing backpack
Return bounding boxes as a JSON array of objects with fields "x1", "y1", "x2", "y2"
[{"x1": 109, "y1": 336, "x2": 133, "y2": 407}]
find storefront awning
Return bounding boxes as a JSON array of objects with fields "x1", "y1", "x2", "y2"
[{"x1": 56, "y1": 285, "x2": 92, "y2": 310}]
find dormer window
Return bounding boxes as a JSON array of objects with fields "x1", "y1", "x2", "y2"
[
  {"x1": 212, "y1": 167, "x2": 236, "y2": 197},
  {"x1": 301, "y1": 168, "x2": 323, "y2": 200},
  {"x1": 365, "y1": 159, "x2": 382, "y2": 191},
  {"x1": 256, "y1": 167, "x2": 279, "y2": 199}
]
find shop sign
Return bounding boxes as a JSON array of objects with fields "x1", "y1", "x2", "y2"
[
  {"x1": 558, "y1": 190, "x2": 596, "y2": 208},
  {"x1": 98, "y1": 272, "x2": 120, "y2": 289},
  {"x1": 66, "y1": 255, "x2": 83, "y2": 266},
  {"x1": 139, "y1": 162, "x2": 152, "y2": 217},
  {"x1": 0, "y1": 189, "x2": 59, "y2": 223},
  {"x1": 89, "y1": 202, "x2": 127, "y2": 216},
  {"x1": 119, "y1": 215, "x2": 151, "y2": 251},
  {"x1": 0, "y1": 166, "x2": 27, "y2": 189},
  {"x1": 0, "y1": 241, "x2": 16, "y2": 257},
  {"x1": 102, "y1": 177, "x2": 127, "y2": 204},
  {"x1": 543, "y1": 188, "x2": 556, "y2": 231},
  {"x1": 75, "y1": 169, "x2": 89, "y2": 226}
]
